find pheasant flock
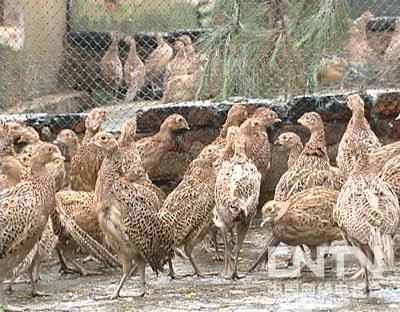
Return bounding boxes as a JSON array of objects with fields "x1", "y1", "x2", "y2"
[
  {"x1": 1, "y1": 95, "x2": 400, "y2": 310},
  {"x1": 100, "y1": 31, "x2": 210, "y2": 103}
]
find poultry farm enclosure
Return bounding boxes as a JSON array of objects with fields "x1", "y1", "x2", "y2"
[
  {"x1": 0, "y1": 0, "x2": 399, "y2": 120},
  {"x1": 2, "y1": 1, "x2": 400, "y2": 311}
]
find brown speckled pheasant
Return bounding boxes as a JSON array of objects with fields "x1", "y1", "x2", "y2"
[
  {"x1": 334, "y1": 142, "x2": 399, "y2": 293},
  {"x1": 90, "y1": 132, "x2": 174, "y2": 299},
  {"x1": 201, "y1": 104, "x2": 249, "y2": 258},
  {"x1": 275, "y1": 132, "x2": 303, "y2": 169},
  {"x1": 240, "y1": 108, "x2": 280, "y2": 179},
  {"x1": 100, "y1": 31, "x2": 123, "y2": 96},
  {"x1": 0, "y1": 143, "x2": 63, "y2": 300},
  {"x1": 3, "y1": 147, "x2": 65, "y2": 294},
  {"x1": 54, "y1": 129, "x2": 80, "y2": 187},
  {"x1": 249, "y1": 187, "x2": 341, "y2": 273},
  {"x1": 118, "y1": 118, "x2": 166, "y2": 204},
  {"x1": 337, "y1": 94, "x2": 381, "y2": 176},
  {"x1": 136, "y1": 114, "x2": 190, "y2": 176},
  {"x1": 6, "y1": 219, "x2": 58, "y2": 295},
  {"x1": 160, "y1": 144, "x2": 222, "y2": 277},
  {"x1": 123, "y1": 36, "x2": 145, "y2": 102},
  {"x1": 275, "y1": 112, "x2": 344, "y2": 201},
  {"x1": 162, "y1": 38, "x2": 194, "y2": 103},
  {"x1": 52, "y1": 189, "x2": 117, "y2": 276},
  {"x1": 145, "y1": 33, "x2": 174, "y2": 85},
  {"x1": 70, "y1": 108, "x2": 107, "y2": 191},
  {"x1": 213, "y1": 104, "x2": 249, "y2": 145},
  {"x1": 214, "y1": 127, "x2": 262, "y2": 279}
]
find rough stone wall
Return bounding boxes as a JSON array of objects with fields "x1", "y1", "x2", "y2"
[{"x1": 2, "y1": 90, "x2": 400, "y2": 203}]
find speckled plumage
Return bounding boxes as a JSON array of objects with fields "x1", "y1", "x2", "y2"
[
  {"x1": 275, "y1": 112, "x2": 344, "y2": 201},
  {"x1": 201, "y1": 104, "x2": 248, "y2": 258},
  {"x1": 214, "y1": 127, "x2": 262, "y2": 279},
  {"x1": 249, "y1": 187, "x2": 341, "y2": 273},
  {"x1": 337, "y1": 95, "x2": 381, "y2": 175},
  {"x1": 380, "y1": 154, "x2": 400, "y2": 200},
  {"x1": 334, "y1": 144, "x2": 399, "y2": 292},
  {"x1": 266, "y1": 187, "x2": 341, "y2": 250},
  {"x1": 275, "y1": 132, "x2": 303, "y2": 169},
  {"x1": 70, "y1": 108, "x2": 107, "y2": 191},
  {"x1": 136, "y1": 114, "x2": 190, "y2": 176},
  {"x1": 145, "y1": 33, "x2": 173, "y2": 83},
  {"x1": 91, "y1": 132, "x2": 174, "y2": 299},
  {"x1": 100, "y1": 31, "x2": 123, "y2": 90},
  {"x1": 160, "y1": 145, "x2": 221, "y2": 276},
  {"x1": 118, "y1": 117, "x2": 166, "y2": 204},
  {"x1": 0, "y1": 143, "x2": 62, "y2": 296},
  {"x1": 54, "y1": 129, "x2": 80, "y2": 187},
  {"x1": 123, "y1": 36, "x2": 145, "y2": 102}
]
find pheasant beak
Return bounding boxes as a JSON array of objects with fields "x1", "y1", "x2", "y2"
[
  {"x1": 183, "y1": 121, "x2": 190, "y2": 131},
  {"x1": 396, "y1": 114, "x2": 400, "y2": 121},
  {"x1": 274, "y1": 118, "x2": 282, "y2": 123},
  {"x1": 260, "y1": 217, "x2": 271, "y2": 227}
]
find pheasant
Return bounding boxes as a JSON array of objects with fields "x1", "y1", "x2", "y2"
[
  {"x1": 70, "y1": 108, "x2": 107, "y2": 191},
  {"x1": 201, "y1": 104, "x2": 249, "y2": 259},
  {"x1": 214, "y1": 126, "x2": 262, "y2": 279},
  {"x1": 89, "y1": 132, "x2": 174, "y2": 299},
  {"x1": 118, "y1": 118, "x2": 166, "y2": 204},
  {"x1": 144, "y1": 33, "x2": 174, "y2": 93},
  {"x1": 54, "y1": 129, "x2": 80, "y2": 188},
  {"x1": 0, "y1": 143, "x2": 63, "y2": 302},
  {"x1": 123, "y1": 36, "x2": 145, "y2": 102},
  {"x1": 3, "y1": 146, "x2": 66, "y2": 294},
  {"x1": 249, "y1": 187, "x2": 341, "y2": 274},
  {"x1": 334, "y1": 141, "x2": 399, "y2": 293},
  {"x1": 100, "y1": 31, "x2": 123, "y2": 97},
  {"x1": 0, "y1": 155, "x2": 25, "y2": 190},
  {"x1": 275, "y1": 132, "x2": 303, "y2": 169},
  {"x1": 136, "y1": 113, "x2": 190, "y2": 177},
  {"x1": 160, "y1": 144, "x2": 222, "y2": 278},
  {"x1": 275, "y1": 112, "x2": 344, "y2": 202},
  {"x1": 162, "y1": 37, "x2": 193, "y2": 103},
  {"x1": 337, "y1": 94, "x2": 381, "y2": 176}
]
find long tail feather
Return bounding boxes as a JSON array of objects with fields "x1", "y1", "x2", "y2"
[
  {"x1": 59, "y1": 212, "x2": 121, "y2": 268},
  {"x1": 369, "y1": 229, "x2": 395, "y2": 270}
]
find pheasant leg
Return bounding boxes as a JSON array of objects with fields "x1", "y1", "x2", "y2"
[
  {"x1": 168, "y1": 259, "x2": 175, "y2": 279},
  {"x1": 29, "y1": 251, "x2": 49, "y2": 297},
  {"x1": 231, "y1": 223, "x2": 249, "y2": 280},
  {"x1": 221, "y1": 226, "x2": 233, "y2": 279},
  {"x1": 57, "y1": 248, "x2": 80, "y2": 275},
  {"x1": 364, "y1": 267, "x2": 370, "y2": 294}
]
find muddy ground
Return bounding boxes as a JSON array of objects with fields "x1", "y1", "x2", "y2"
[{"x1": 4, "y1": 224, "x2": 400, "y2": 312}]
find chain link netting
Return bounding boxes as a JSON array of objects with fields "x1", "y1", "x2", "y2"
[{"x1": 0, "y1": 0, "x2": 399, "y2": 129}]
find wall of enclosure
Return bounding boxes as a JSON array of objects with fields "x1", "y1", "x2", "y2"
[{"x1": 0, "y1": 0, "x2": 400, "y2": 126}]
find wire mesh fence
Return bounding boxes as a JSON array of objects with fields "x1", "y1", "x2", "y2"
[{"x1": 0, "y1": 0, "x2": 400, "y2": 128}]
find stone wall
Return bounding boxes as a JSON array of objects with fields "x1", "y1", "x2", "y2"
[{"x1": 2, "y1": 89, "x2": 400, "y2": 204}]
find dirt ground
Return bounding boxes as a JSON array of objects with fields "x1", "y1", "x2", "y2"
[{"x1": 4, "y1": 224, "x2": 400, "y2": 312}]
